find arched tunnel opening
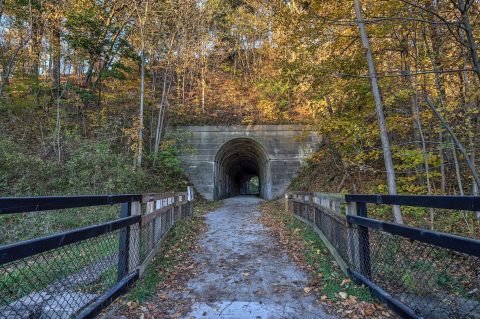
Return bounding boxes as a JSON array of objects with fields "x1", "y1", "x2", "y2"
[{"x1": 214, "y1": 138, "x2": 270, "y2": 199}]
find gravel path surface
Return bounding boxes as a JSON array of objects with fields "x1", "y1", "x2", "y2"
[{"x1": 182, "y1": 196, "x2": 337, "y2": 319}]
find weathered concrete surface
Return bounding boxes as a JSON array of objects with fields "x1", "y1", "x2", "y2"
[
  {"x1": 171, "y1": 125, "x2": 320, "y2": 200},
  {"x1": 180, "y1": 196, "x2": 336, "y2": 319}
]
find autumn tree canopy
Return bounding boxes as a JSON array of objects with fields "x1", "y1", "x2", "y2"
[{"x1": 1, "y1": 0, "x2": 480, "y2": 224}]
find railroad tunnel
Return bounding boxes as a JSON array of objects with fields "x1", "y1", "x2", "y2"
[{"x1": 214, "y1": 138, "x2": 270, "y2": 199}]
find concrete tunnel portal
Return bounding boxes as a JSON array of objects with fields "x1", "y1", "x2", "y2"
[
  {"x1": 173, "y1": 125, "x2": 320, "y2": 201},
  {"x1": 214, "y1": 138, "x2": 270, "y2": 200}
]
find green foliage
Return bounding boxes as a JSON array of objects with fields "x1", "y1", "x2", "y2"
[
  {"x1": 126, "y1": 209, "x2": 206, "y2": 302},
  {"x1": 264, "y1": 201, "x2": 373, "y2": 302},
  {"x1": 0, "y1": 134, "x2": 188, "y2": 197},
  {"x1": 0, "y1": 131, "x2": 190, "y2": 244},
  {"x1": 101, "y1": 62, "x2": 131, "y2": 81},
  {"x1": 286, "y1": 216, "x2": 373, "y2": 302},
  {"x1": 0, "y1": 236, "x2": 118, "y2": 303}
]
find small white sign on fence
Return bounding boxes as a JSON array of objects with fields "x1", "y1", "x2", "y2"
[{"x1": 187, "y1": 186, "x2": 194, "y2": 201}]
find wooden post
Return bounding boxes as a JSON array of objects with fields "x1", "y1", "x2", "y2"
[
  {"x1": 176, "y1": 195, "x2": 181, "y2": 221},
  {"x1": 187, "y1": 186, "x2": 194, "y2": 216},
  {"x1": 284, "y1": 193, "x2": 289, "y2": 212},
  {"x1": 168, "y1": 197, "x2": 173, "y2": 227},
  {"x1": 304, "y1": 194, "x2": 311, "y2": 220},
  {"x1": 174, "y1": 204, "x2": 179, "y2": 223},
  {"x1": 154, "y1": 199, "x2": 162, "y2": 242},
  {"x1": 129, "y1": 201, "x2": 141, "y2": 272},
  {"x1": 146, "y1": 201, "x2": 154, "y2": 252}
]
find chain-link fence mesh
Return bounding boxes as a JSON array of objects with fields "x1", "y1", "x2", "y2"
[
  {"x1": 348, "y1": 225, "x2": 480, "y2": 319},
  {"x1": 287, "y1": 193, "x2": 480, "y2": 319},
  {"x1": 0, "y1": 225, "x2": 140, "y2": 319},
  {"x1": 291, "y1": 199, "x2": 349, "y2": 263},
  {"x1": 140, "y1": 207, "x2": 173, "y2": 263},
  {"x1": 313, "y1": 206, "x2": 348, "y2": 263},
  {"x1": 0, "y1": 206, "x2": 120, "y2": 246},
  {"x1": 0, "y1": 192, "x2": 194, "y2": 319},
  {"x1": 138, "y1": 199, "x2": 193, "y2": 267}
]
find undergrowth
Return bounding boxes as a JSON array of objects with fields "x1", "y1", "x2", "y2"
[
  {"x1": 259, "y1": 200, "x2": 394, "y2": 318},
  {"x1": 125, "y1": 200, "x2": 222, "y2": 303},
  {"x1": 262, "y1": 200, "x2": 372, "y2": 302}
]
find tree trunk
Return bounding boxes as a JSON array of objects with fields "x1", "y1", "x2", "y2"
[
  {"x1": 423, "y1": 92, "x2": 480, "y2": 189},
  {"x1": 439, "y1": 131, "x2": 446, "y2": 193},
  {"x1": 154, "y1": 64, "x2": 170, "y2": 157},
  {"x1": 422, "y1": 24, "x2": 449, "y2": 192},
  {"x1": 52, "y1": 25, "x2": 62, "y2": 163},
  {"x1": 458, "y1": 0, "x2": 480, "y2": 82},
  {"x1": 451, "y1": 137, "x2": 464, "y2": 196},
  {"x1": 459, "y1": 10, "x2": 480, "y2": 218},
  {"x1": 414, "y1": 92, "x2": 435, "y2": 229},
  {"x1": 410, "y1": 31, "x2": 436, "y2": 229},
  {"x1": 31, "y1": 17, "x2": 41, "y2": 105},
  {"x1": 353, "y1": 0, "x2": 403, "y2": 223},
  {"x1": 0, "y1": 34, "x2": 32, "y2": 98},
  {"x1": 201, "y1": 54, "x2": 206, "y2": 113},
  {"x1": 402, "y1": 35, "x2": 425, "y2": 184},
  {"x1": 137, "y1": 46, "x2": 145, "y2": 168}
]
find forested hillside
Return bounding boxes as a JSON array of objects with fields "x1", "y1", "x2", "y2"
[{"x1": 1, "y1": 0, "x2": 480, "y2": 210}]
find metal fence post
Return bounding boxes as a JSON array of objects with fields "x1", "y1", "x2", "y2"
[
  {"x1": 347, "y1": 201, "x2": 372, "y2": 277},
  {"x1": 357, "y1": 202, "x2": 372, "y2": 277},
  {"x1": 174, "y1": 203, "x2": 179, "y2": 222},
  {"x1": 118, "y1": 202, "x2": 131, "y2": 281},
  {"x1": 346, "y1": 201, "x2": 360, "y2": 275}
]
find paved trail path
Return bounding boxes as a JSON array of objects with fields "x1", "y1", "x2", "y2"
[{"x1": 181, "y1": 196, "x2": 336, "y2": 319}]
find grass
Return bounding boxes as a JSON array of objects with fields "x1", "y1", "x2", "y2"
[
  {"x1": 0, "y1": 205, "x2": 119, "y2": 245},
  {"x1": 287, "y1": 213, "x2": 373, "y2": 302},
  {"x1": 278, "y1": 200, "x2": 480, "y2": 316},
  {"x1": 368, "y1": 236, "x2": 478, "y2": 301},
  {"x1": 125, "y1": 200, "x2": 222, "y2": 303},
  {"x1": 0, "y1": 234, "x2": 119, "y2": 306},
  {"x1": 1, "y1": 197, "x2": 223, "y2": 309},
  {"x1": 261, "y1": 200, "x2": 374, "y2": 303},
  {"x1": 367, "y1": 204, "x2": 480, "y2": 239}
]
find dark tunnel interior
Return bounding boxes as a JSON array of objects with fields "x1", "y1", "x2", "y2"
[{"x1": 214, "y1": 138, "x2": 268, "y2": 199}]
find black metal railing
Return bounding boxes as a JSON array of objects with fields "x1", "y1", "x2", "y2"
[
  {"x1": 286, "y1": 192, "x2": 480, "y2": 319},
  {"x1": 0, "y1": 188, "x2": 194, "y2": 319}
]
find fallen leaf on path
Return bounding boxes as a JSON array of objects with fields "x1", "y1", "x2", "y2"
[
  {"x1": 340, "y1": 279, "x2": 350, "y2": 286},
  {"x1": 363, "y1": 304, "x2": 375, "y2": 316}
]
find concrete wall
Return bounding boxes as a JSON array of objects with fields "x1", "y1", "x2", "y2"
[{"x1": 171, "y1": 125, "x2": 320, "y2": 200}]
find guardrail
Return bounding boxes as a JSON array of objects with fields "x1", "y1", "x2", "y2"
[
  {"x1": 286, "y1": 192, "x2": 480, "y2": 319},
  {"x1": 0, "y1": 187, "x2": 194, "y2": 319}
]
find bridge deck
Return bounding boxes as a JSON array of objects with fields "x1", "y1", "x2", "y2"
[{"x1": 150, "y1": 196, "x2": 335, "y2": 319}]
